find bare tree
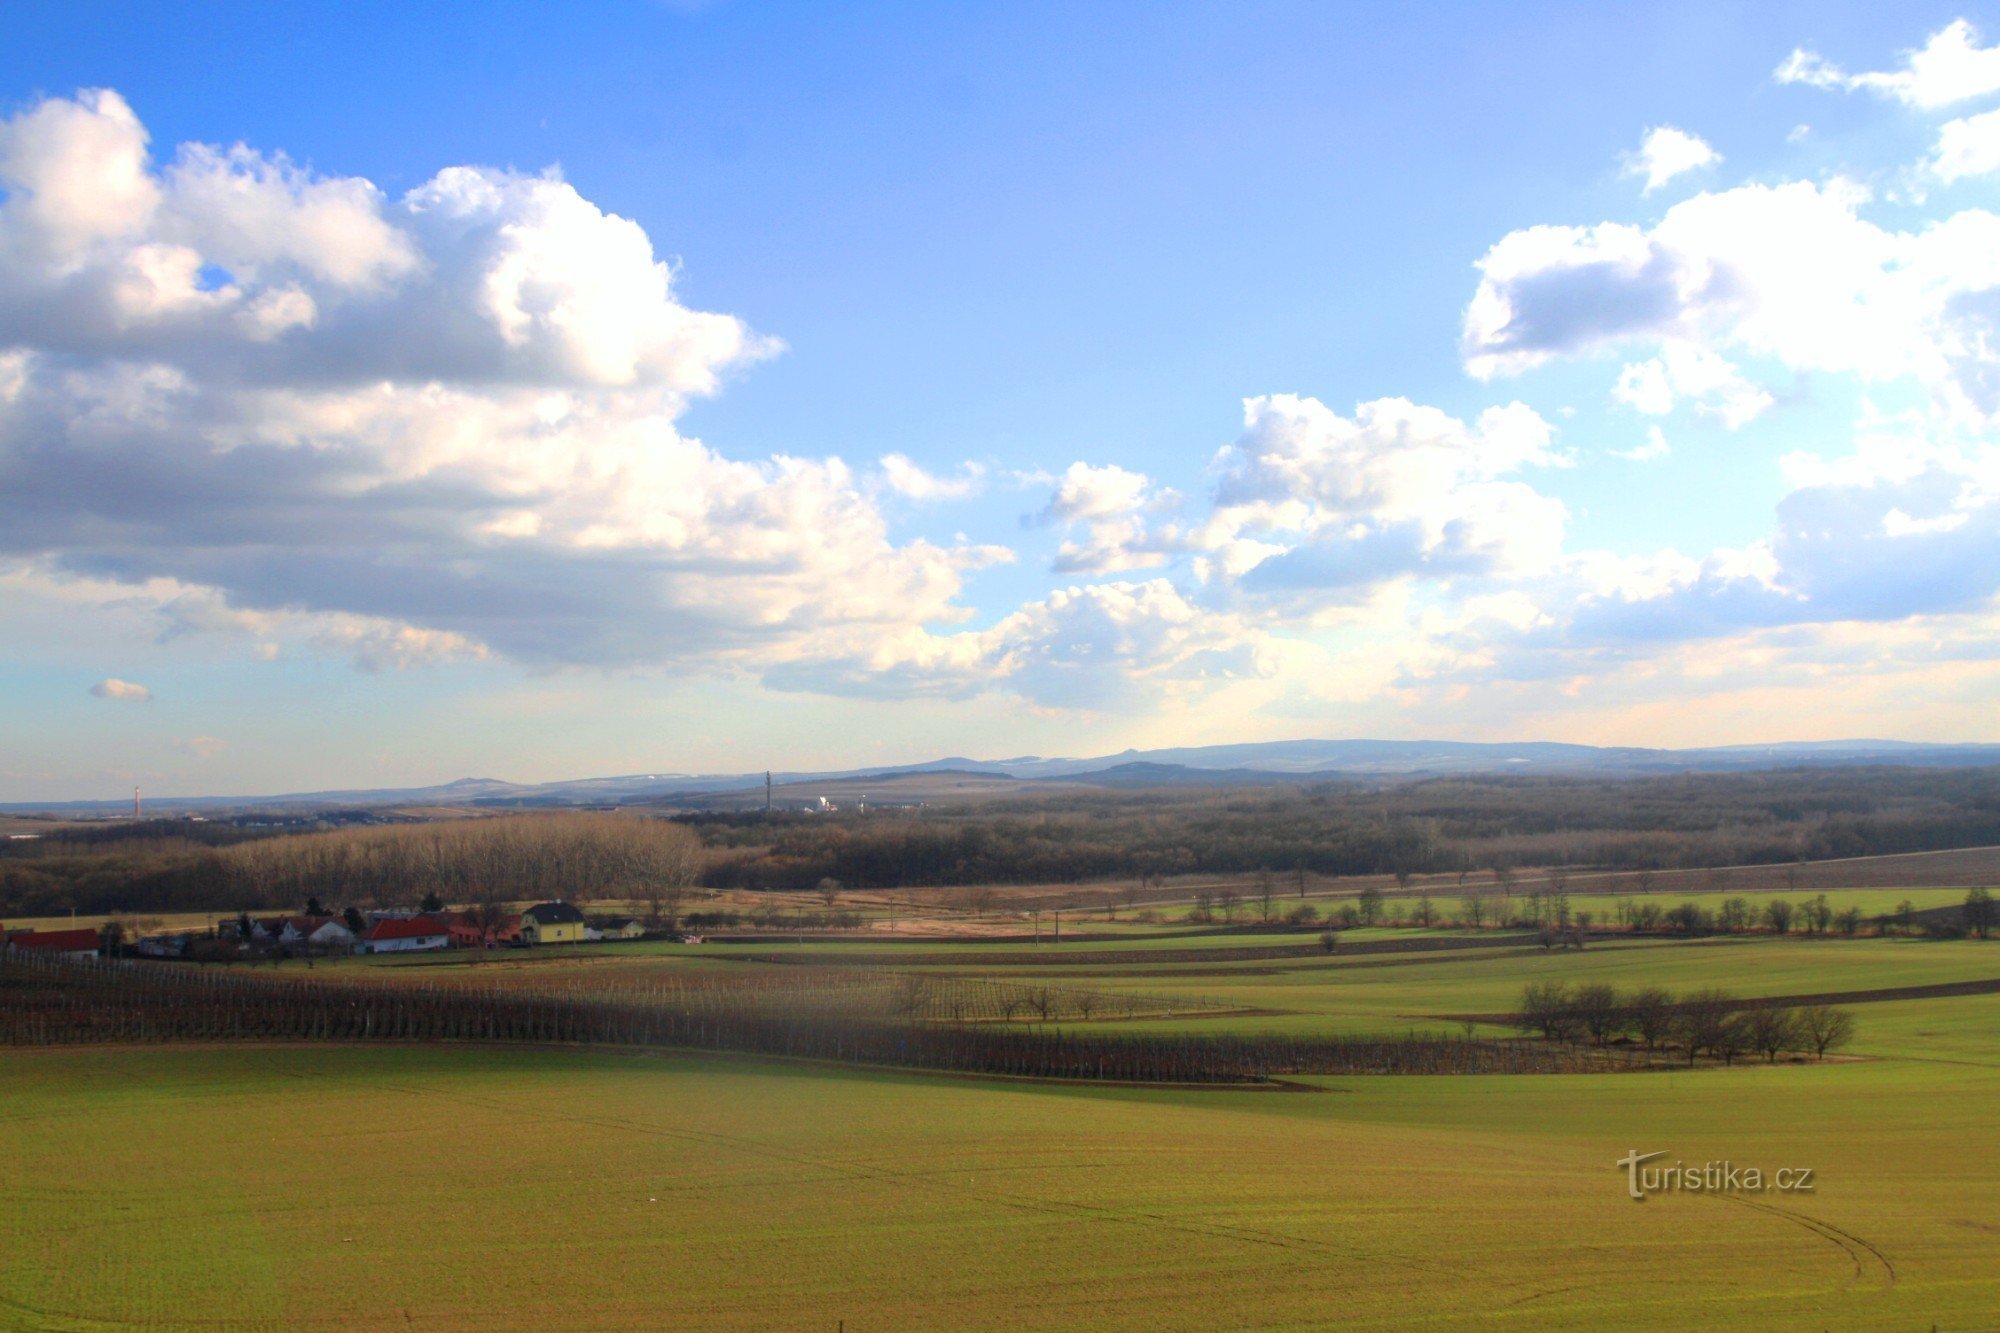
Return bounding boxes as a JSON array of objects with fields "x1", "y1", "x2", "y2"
[
  {"x1": 1571, "y1": 982, "x2": 1620, "y2": 1045},
  {"x1": 1628, "y1": 986, "x2": 1674, "y2": 1050},
  {"x1": 1741, "y1": 1006, "x2": 1800, "y2": 1063},
  {"x1": 1517, "y1": 980, "x2": 1575, "y2": 1041},
  {"x1": 1461, "y1": 893, "x2": 1487, "y2": 929},
  {"x1": 1672, "y1": 988, "x2": 1736, "y2": 1065},
  {"x1": 1764, "y1": 899, "x2": 1795, "y2": 934},
  {"x1": 1795, "y1": 1005, "x2": 1856, "y2": 1059},
  {"x1": 1256, "y1": 869, "x2": 1277, "y2": 923}
]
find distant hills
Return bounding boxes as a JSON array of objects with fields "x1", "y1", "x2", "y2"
[{"x1": 8, "y1": 736, "x2": 2000, "y2": 817}]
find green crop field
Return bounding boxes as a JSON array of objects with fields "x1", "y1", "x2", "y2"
[
  {"x1": 3, "y1": 1033, "x2": 1997, "y2": 1329},
  {"x1": 6, "y1": 902, "x2": 1999, "y2": 1328}
]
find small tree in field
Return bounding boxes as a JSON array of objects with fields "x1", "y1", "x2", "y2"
[
  {"x1": 1256, "y1": 870, "x2": 1277, "y2": 923},
  {"x1": 1673, "y1": 989, "x2": 1736, "y2": 1064},
  {"x1": 1764, "y1": 899, "x2": 1795, "y2": 934},
  {"x1": 1357, "y1": 884, "x2": 1383, "y2": 926},
  {"x1": 817, "y1": 877, "x2": 843, "y2": 909},
  {"x1": 1571, "y1": 982, "x2": 1621, "y2": 1045},
  {"x1": 1741, "y1": 1006, "x2": 1800, "y2": 1063},
  {"x1": 1462, "y1": 893, "x2": 1487, "y2": 929},
  {"x1": 1963, "y1": 887, "x2": 1995, "y2": 939},
  {"x1": 1517, "y1": 980, "x2": 1574, "y2": 1041},
  {"x1": 1796, "y1": 1005, "x2": 1856, "y2": 1059},
  {"x1": 1318, "y1": 928, "x2": 1340, "y2": 954},
  {"x1": 1628, "y1": 986, "x2": 1674, "y2": 1050}
]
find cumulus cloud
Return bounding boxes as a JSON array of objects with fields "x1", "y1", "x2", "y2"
[
  {"x1": 1613, "y1": 426, "x2": 1672, "y2": 462},
  {"x1": 1622, "y1": 126, "x2": 1719, "y2": 193},
  {"x1": 1777, "y1": 19, "x2": 2000, "y2": 109},
  {"x1": 773, "y1": 578, "x2": 1277, "y2": 710},
  {"x1": 0, "y1": 90, "x2": 1007, "y2": 685},
  {"x1": 1196, "y1": 395, "x2": 1568, "y2": 606},
  {"x1": 879, "y1": 454, "x2": 984, "y2": 501},
  {"x1": 1463, "y1": 177, "x2": 2000, "y2": 419},
  {"x1": 1932, "y1": 106, "x2": 2000, "y2": 180},
  {"x1": 89, "y1": 677, "x2": 150, "y2": 700},
  {"x1": 1611, "y1": 342, "x2": 1773, "y2": 427}
]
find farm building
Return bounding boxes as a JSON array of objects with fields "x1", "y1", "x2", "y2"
[
  {"x1": 280, "y1": 917, "x2": 357, "y2": 950},
  {"x1": 587, "y1": 918, "x2": 646, "y2": 941},
  {"x1": 520, "y1": 901, "x2": 585, "y2": 945},
  {"x1": 443, "y1": 911, "x2": 522, "y2": 948},
  {"x1": 6, "y1": 927, "x2": 102, "y2": 959},
  {"x1": 358, "y1": 915, "x2": 450, "y2": 954}
]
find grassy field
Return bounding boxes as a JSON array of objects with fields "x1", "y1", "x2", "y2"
[
  {"x1": 2, "y1": 1040, "x2": 1996, "y2": 1329},
  {"x1": 7, "y1": 887, "x2": 1999, "y2": 1328}
]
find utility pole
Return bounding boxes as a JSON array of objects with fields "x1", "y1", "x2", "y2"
[
  {"x1": 1053, "y1": 909, "x2": 1060, "y2": 945},
  {"x1": 764, "y1": 770, "x2": 772, "y2": 816}
]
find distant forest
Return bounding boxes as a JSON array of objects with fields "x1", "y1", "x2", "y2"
[
  {"x1": 0, "y1": 813, "x2": 698, "y2": 919},
  {"x1": 694, "y1": 766, "x2": 2000, "y2": 891},
  {"x1": 4, "y1": 766, "x2": 1998, "y2": 916}
]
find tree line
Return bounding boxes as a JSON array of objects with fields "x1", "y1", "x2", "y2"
[
  {"x1": 693, "y1": 765, "x2": 2000, "y2": 891},
  {"x1": 0, "y1": 813, "x2": 700, "y2": 920},
  {"x1": 1515, "y1": 981, "x2": 1856, "y2": 1064}
]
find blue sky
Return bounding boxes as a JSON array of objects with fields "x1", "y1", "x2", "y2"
[{"x1": 3, "y1": 2, "x2": 1998, "y2": 798}]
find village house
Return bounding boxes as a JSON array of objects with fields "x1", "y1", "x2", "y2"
[
  {"x1": 444, "y1": 911, "x2": 522, "y2": 948},
  {"x1": 357, "y1": 915, "x2": 450, "y2": 954},
  {"x1": 280, "y1": 916, "x2": 357, "y2": 950},
  {"x1": 520, "y1": 901, "x2": 586, "y2": 945},
  {"x1": 587, "y1": 917, "x2": 646, "y2": 941}
]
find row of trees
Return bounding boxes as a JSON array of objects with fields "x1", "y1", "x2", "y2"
[
  {"x1": 1515, "y1": 981, "x2": 1856, "y2": 1064},
  {"x1": 3, "y1": 953, "x2": 1629, "y2": 1080}
]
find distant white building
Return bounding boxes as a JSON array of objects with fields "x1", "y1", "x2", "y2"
[{"x1": 280, "y1": 916, "x2": 357, "y2": 950}]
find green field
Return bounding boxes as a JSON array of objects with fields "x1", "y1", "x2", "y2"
[
  {"x1": 3, "y1": 1038, "x2": 1997, "y2": 1329},
  {"x1": 6, "y1": 909, "x2": 1999, "y2": 1328}
]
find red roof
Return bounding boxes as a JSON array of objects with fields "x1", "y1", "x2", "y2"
[
  {"x1": 362, "y1": 915, "x2": 448, "y2": 942},
  {"x1": 10, "y1": 928, "x2": 101, "y2": 952}
]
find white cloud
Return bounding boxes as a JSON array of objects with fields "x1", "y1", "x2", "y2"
[
  {"x1": 1622, "y1": 126, "x2": 1720, "y2": 193},
  {"x1": 89, "y1": 677, "x2": 151, "y2": 701},
  {"x1": 1464, "y1": 177, "x2": 2000, "y2": 418},
  {"x1": 879, "y1": 454, "x2": 984, "y2": 501},
  {"x1": 1613, "y1": 426, "x2": 1672, "y2": 462},
  {"x1": 1196, "y1": 395, "x2": 1568, "y2": 605},
  {"x1": 173, "y1": 734, "x2": 226, "y2": 758},
  {"x1": 775, "y1": 578, "x2": 1277, "y2": 710},
  {"x1": 1037, "y1": 461, "x2": 1152, "y2": 524},
  {"x1": 1932, "y1": 106, "x2": 2000, "y2": 180},
  {"x1": 1777, "y1": 19, "x2": 2000, "y2": 110},
  {"x1": 1612, "y1": 342, "x2": 1773, "y2": 427},
  {"x1": 0, "y1": 90, "x2": 1008, "y2": 686}
]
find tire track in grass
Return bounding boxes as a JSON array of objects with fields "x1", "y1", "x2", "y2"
[{"x1": 1708, "y1": 1192, "x2": 1895, "y2": 1292}]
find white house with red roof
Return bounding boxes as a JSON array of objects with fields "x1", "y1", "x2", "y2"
[
  {"x1": 5, "y1": 927, "x2": 102, "y2": 958},
  {"x1": 357, "y1": 915, "x2": 450, "y2": 954}
]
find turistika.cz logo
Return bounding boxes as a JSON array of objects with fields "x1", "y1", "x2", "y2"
[{"x1": 1616, "y1": 1150, "x2": 1816, "y2": 1201}]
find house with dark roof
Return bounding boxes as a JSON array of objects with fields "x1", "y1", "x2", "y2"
[
  {"x1": 520, "y1": 901, "x2": 586, "y2": 945},
  {"x1": 587, "y1": 917, "x2": 646, "y2": 941},
  {"x1": 358, "y1": 915, "x2": 449, "y2": 954}
]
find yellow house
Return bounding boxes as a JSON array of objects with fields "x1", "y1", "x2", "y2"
[{"x1": 520, "y1": 901, "x2": 586, "y2": 945}]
